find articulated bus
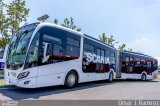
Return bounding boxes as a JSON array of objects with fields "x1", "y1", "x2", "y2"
[{"x1": 4, "y1": 23, "x2": 158, "y2": 88}]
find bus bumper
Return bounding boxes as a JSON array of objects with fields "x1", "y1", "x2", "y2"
[{"x1": 16, "y1": 77, "x2": 37, "y2": 88}]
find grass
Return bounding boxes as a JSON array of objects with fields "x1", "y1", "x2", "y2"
[
  {"x1": 0, "y1": 70, "x2": 5, "y2": 87},
  {"x1": 0, "y1": 79, "x2": 5, "y2": 87},
  {"x1": 157, "y1": 74, "x2": 160, "y2": 80}
]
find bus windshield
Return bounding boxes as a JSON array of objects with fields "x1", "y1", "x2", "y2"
[{"x1": 6, "y1": 23, "x2": 39, "y2": 70}]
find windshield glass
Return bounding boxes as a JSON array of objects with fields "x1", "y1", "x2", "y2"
[{"x1": 6, "y1": 23, "x2": 39, "y2": 70}]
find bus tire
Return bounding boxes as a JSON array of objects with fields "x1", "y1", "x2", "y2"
[
  {"x1": 141, "y1": 73, "x2": 147, "y2": 81},
  {"x1": 64, "y1": 71, "x2": 78, "y2": 88},
  {"x1": 108, "y1": 71, "x2": 114, "y2": 82}
]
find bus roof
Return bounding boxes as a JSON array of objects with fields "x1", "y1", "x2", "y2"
[
  {"x1": 122, "y1": 51, "x2": 156, "y2": 60},
  {"x1": 38, "y1": 22, "x2": 84, "y2": 37},
  {"x1": 38, "y1": 22, "x2": 116, "y2": 50},
  {"x1": 84, "y1": 34, "x2": 116, "y2": 50}
]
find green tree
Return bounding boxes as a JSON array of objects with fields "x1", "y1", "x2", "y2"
[
  {"x1": 158, "y1": 65, "x2": 160, "y2": 70},
  {"x1": 0, "y1": 0, "x2": 9, "y2": 49},
  {"x1": 118, "y1": 43, "x2": 133, "y2": 52},
  {"x1": 99, "y1": 33, "x2": 108, "y2": 43},
  {"x1": 0, "y1": 0, "x2": 29, "y2": 49},
  {"x1": 99, "y1": 33, "x2": 118, "y2": 46},
  {"x1": 118, "y1": 43, "x2": 126, "y2": 51},
  {"x1": 54, "y1": 18, "x2": 58, "y2": 24},
  {"x1": 7, "y1": 0, "x2": 29, "y2": 35},
  {"x1": 61, "y1": 17, "x2": 81, "y2": 31},
  {"x1": 127, "y1": 48, "x2": 133, "y2": 52}
]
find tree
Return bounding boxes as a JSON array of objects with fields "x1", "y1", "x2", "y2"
[
  {"x1": 54, "y1": 18, "x2": 58, "y2": 24},
  {"x1": 99, "y1": 33, "x2": 107, "y2": 43},
  {"x1": 0, "y1": 0, "x2": 10, "y2": 49},
  {"x1": 99, "y1": 33, "x2": 118, "y2": 46},
  {"x1": 118, "y1": 43, "x2": 133, "y2": 51},
  {"x1": 61, "y1": 17, "x2": 81, "y2": 31},
  {"x1": 118, "y1": 43, "x2": 126, "y2": 51},
  {"x1": 7, "y1": 0, "x2": 29, "y2": 35},
  {"x1": 0, "y1": 0, "x2": 29, "y2": 49},
  {"x1": 158, "y1": 65, "x2": 160, "y2": 70},
  {"x1": 99, "y1": 33, "x2": 133, "y2": 51},
  {"x1": 127, "y1": 48, "x2": 133, "y2": 52}
]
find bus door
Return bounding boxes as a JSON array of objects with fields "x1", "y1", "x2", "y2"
[
  {"x1": 125, "y1": 57, "x2": 130, "y2": 73},
  {"x1": 129, "y1": 57, "x2": 134, "y2": 74},
  {"x1": 96, "y1": 48, "x2": 106, "y2": 80}
]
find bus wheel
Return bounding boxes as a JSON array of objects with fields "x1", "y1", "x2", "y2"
[
  {"x1": 64, "y1": 71, "x2": 78, "y2": 88},
  {"x1": 108, "y1": 72, "x2": 113, "y2": 82},
  {"x1": 141, "y1": 73, "x2": 147, "y2": 81}
]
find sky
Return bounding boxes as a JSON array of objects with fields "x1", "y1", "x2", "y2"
[{"x1": 4, "y1": 0, "x2": 160, "y2": 64}]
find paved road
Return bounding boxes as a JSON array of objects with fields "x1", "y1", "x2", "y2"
[{"x1": 0, "y1": 79, "x2": 160, "y2": 100}]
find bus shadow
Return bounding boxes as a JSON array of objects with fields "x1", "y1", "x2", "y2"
[{"x1": 0, "y1": 79, "x2": 159, "y2": 100}]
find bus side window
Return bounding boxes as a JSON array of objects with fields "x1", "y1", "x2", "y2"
[
  {"x1": 125, "y1": 57, "x2": 130, "y2": 66},
  {"x1": 83, "y1": 43, "x2": 95, "y2": 54},
  {"x1": 147, "y1": 61, "x2": 152, "y2": 68},
  {"x1": 96, "y1": 48, "x2": 101, "y2": 72},
  {"x1": 66, "y1": 37, "x2": 80, "y2": 58},
  {"x1": 110, "y1": 52, "x2": 116, "y2": 64},
  {"x1": 130, "y1": 57, "x2": 134, "y2": 66},
  {"x1": 25, "y1": 33, "x2": 40, "y2": 69},
  {"x1": 135, "y1": 58, "x2": 140, "y2": 67},
  {"x1": 53, "y1": 44, "x2": 63, "y2": 56},
  {"x1": 152, "y1": 61, "x2": 158, "y2": 70}
]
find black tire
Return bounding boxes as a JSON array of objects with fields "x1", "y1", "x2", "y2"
[
  {"x1": 64, "y1": 71, "x2": 78, "y2": 88},
  {"x1": 141, "y1": 73, "x2": 147, "y2": 81},
  {"x1": 108, "y1": 72, "x2": 114, "y2": 82}
]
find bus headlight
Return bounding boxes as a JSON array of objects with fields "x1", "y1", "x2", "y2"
[{"x1": 17, "y1": 72, "x2": 30, "y2": 80}]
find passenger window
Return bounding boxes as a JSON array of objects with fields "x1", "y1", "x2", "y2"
[
  {"x1": 135, "y1": 58, "x2": 140, "y2": 67},
  {"x1": 25, "y1": 33, "x2": 40, "y2": 68},
  {"x1": 110, "y1": 52, "x2": 116, "y2": 64},
  {"x1": 130, "y1": 57, "x2": 134, "y2": 66},
  {"x1": 147, "y1": 61, "x2": 152, "y2": 68},
  {"x1": 125, "y1": 57, "x2": 130, "y2": 66},
  {"x1": 97, "y1": 49, "x2": 101, "y2": 56},
  {"x1": 66, "y1": 45, "x2": 80, "y2": 57},
  {"x1": 66, "y1": 37, "x2": 80, "y2": 58},
  {"x1": 53, "y1": 44, "x2": 63, "y2": 56},
  {"x1": 84, "y1": 43, "x2": 95, "y2": 53}
]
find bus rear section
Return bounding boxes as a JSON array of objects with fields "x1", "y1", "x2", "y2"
[{"x1": 117, "y1": 51, "x2": 158, "y2": 80}]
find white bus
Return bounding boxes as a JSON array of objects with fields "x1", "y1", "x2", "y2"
[{"x1": 5, "y1": 23, "x2": 117, "y2": 88}]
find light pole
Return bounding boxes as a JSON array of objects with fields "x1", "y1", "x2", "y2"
[{"x1": 37, "y1": 14, "x2": 49, "y2": 22}]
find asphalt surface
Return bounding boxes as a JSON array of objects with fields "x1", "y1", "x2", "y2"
[{"x1": 0, "y1": 79, "x2": 160, "y2": 100}]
